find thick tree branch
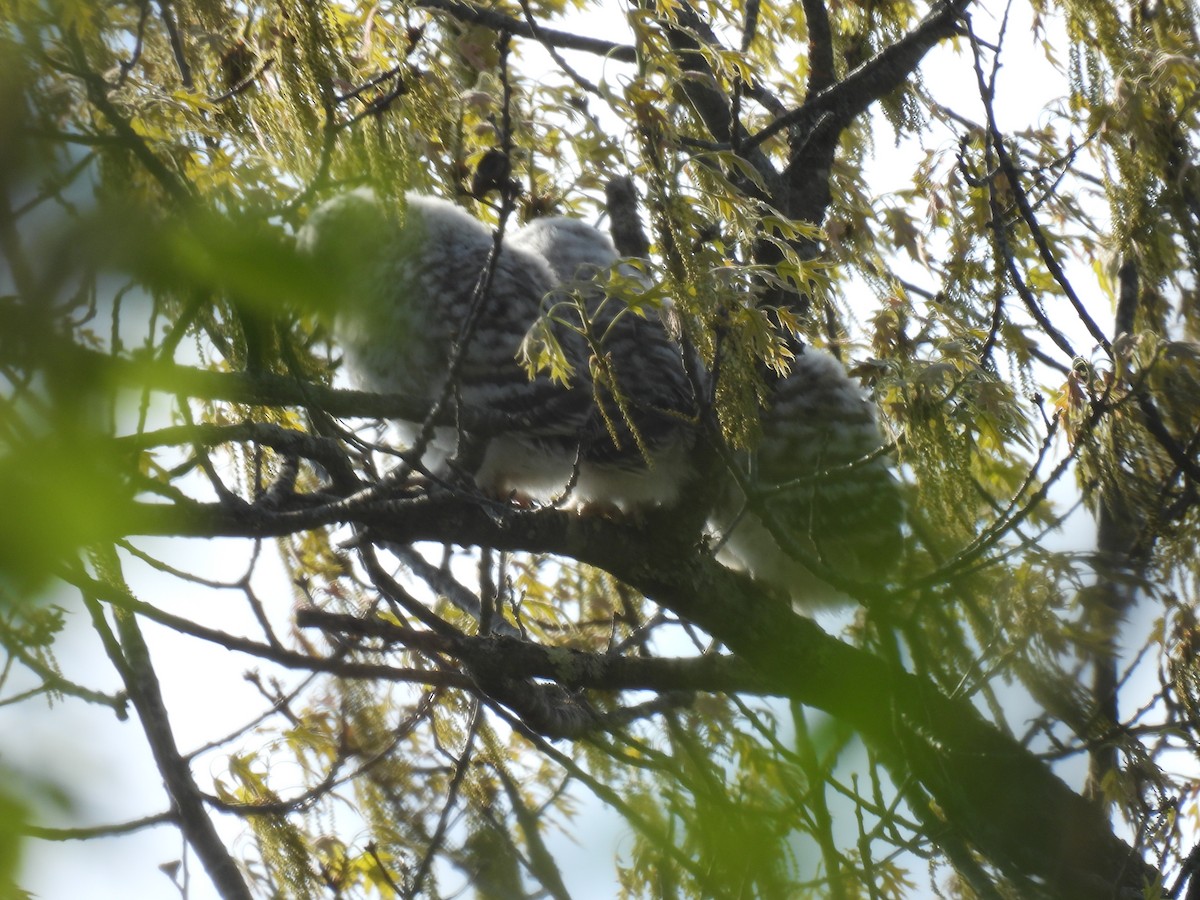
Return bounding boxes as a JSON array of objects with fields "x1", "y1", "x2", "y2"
[
  {"x1": 605, "y1": 176, "x2": 651, "y2": 259},
  {"x1": 747, "y1": 0, "x2": 974, "y2": 158},
  {"x1": 688, "y1": 0, "x2": 975, "y2": 314},
  {"x1": 116, "y1": 491, "x2": 1157, "y2": 896},
  {"x1": 780, "y1": 0, "x2": 974, "y2": 229},
  {"x1": 493, "y1": 765, "x2": 572, "y2": 900},
  {"x1": 1086, "y1": 261, "x2": 1199, "y2": 802},
  {"x1": 801, "y1": 0, "x2": 835, "y2": 96},
  {"x1": 669, "y1": 1, "x2": 789, "y2": 118}
]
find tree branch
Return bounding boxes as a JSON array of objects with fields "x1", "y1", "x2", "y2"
[
  {"x1": 414, "y1": 0, "x2": 636, "y2": 62},
  {"x1": 79, "y1": 550, "x2": 252, "y2": 900},
  {"x1": 801, "y1": 0, "x2": 835, "y2": 97},
  {"x1": 62, "y1": 30, "x2": 194, "y2": 206},
  {"x1": 646, "y1": 0, "x2": 783, "y2": 200},
  {"x1": 493, "y1": 765, "x2": 572, "y2": 900},
  {"x1": 296, "y1": 608, "x2": 772, "y2": 695},
  {"x1": 747, "y1": 0, "x2": 974, "y2": 158},
  {"x1": 966, "y1": 16, "x2": 1112, "y2": 355},
  {"x1": 605, "y1": 176, "x2": 651, "y2": 259},
  {"x1": 23, "y1": 811, "x2": 177, "y2": 841},
  {"x1": 62, "y1": 566, "x2": 473, "y2": 690},
  {"x1": 113, "y1": 490, "x2": 1160, "y2": 896},
  {"x1": 39, "y1": 345, "x2": 523, "y2": 437},
  {"x1": 387, "y1": 545, "x2": 522, "y2": 638},
  {"x1": 114, "y1": 421, "x2": 353, "y2": 472}
]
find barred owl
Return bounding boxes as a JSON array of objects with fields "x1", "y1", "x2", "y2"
[
  {"x1": 711, "y1": 348, "x2": 903, "y2": 608},
  {"x1": 508, "y1": 217, "x2": 698, "y2": 509},
  {"x1": 297, "y1": 190, "x2": 590, "y2": 495}
]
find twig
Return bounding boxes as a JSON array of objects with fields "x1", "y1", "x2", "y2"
[
  {"x1": 390, "y1": 544, "x2": 521, "y2": 638},
  {"x1": 62, "y1": 565, "x2": 469, "y2": 687},
  {"x1": 487, "y1": 701, "x2": 729, "y2": 896},
  {"x1": 24, "y1": 811, "x2": 177, "y2": 841},
  {"x1": 62, "y1": 30, "x2": 193, "y2": 205},
  {"x1": 0, "y1": 632, "x2": 127, "y2": 714},
  {"x1": 966, "y1": 16, "x2": 1112, "y2": 354},
  {"x1": 517, "y1": 0, "x2": 599, "y2": 95},
  {"x1": 409, "y1": 700, "x2": 480, "y2": 897}
]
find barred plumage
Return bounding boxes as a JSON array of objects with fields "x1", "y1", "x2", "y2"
[
  {"x1": 300, "y1": 192, "x2": 899, "y2": 594},
  {"x1": 711, "y1": 348, "x2": 903, "y2": 608},
  {"x1": 509, "y1": 217, "x2": 698, "y2": 509},
  {"x1": 297, "y1": 190, "x2": 590, "y2": 495}
]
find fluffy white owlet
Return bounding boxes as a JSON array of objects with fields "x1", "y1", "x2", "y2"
[
  {"x1": 297, "y1": 190, "x2": 592, "y2": 494},
  {"x1": 711, "y1": 348, "x2": 903, "y2": 608},
  {"x1": 508, "y1": 217, "x2": 698, "y2": 509}
]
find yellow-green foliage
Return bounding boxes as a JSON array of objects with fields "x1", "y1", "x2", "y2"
[{"x1": 7, "y1": 0, "x2": 1200, "y2": 897}]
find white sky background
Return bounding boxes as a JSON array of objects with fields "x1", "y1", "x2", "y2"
[{"x1": 4, "y1": 1, "x2": 1154, "y2": 897}]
